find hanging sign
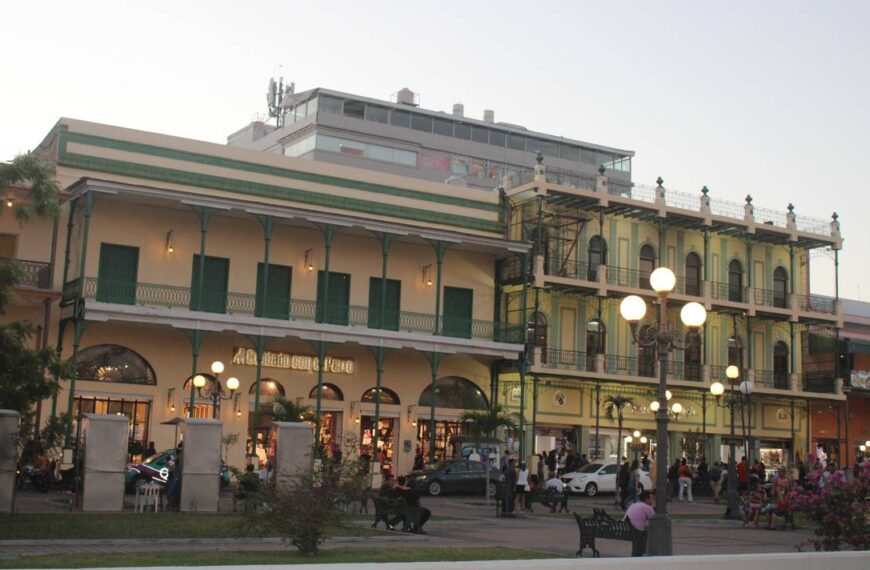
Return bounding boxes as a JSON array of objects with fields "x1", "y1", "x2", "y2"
[{"x1": 232, "y1": 347, "x2": 354, "y2": 374}]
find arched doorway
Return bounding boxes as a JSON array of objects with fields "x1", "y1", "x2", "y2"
[
  {"x1": 773, "y1": 341, "x2": 789, "y2": 389},
  {"x1": 685, "y1": 252, "x2": 702, "y2": 296},
  {"x1": 773, "y1": 267, "x2": 788, "y2": 308},
  {"x1": 639, "y1": 244, "x2": 655, "y2": 290},
  {"x1": 586, "y1": 319, "x2": 606, "y2": 371},
  {"x1": 418, "y1": 377, "x2": 489, "y2": 461},
  {"x1": 588, "y1": 236, "x2": 607, "y2": 281},
  {"x1": 728, "y1": 259, "x2": 743, "y2": 302},
  {"x1": 638, "y1": 325, "x2": 656, "y2": 377}
]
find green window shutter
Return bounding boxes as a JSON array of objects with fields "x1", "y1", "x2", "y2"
[
  {"x1": 443, "y1": 286, "x2": 473, "y2": 338},
  {"x1": 256, "y1": 263, "x2": 292, "y2": 319},
  {"x1": 367, "y1": 277, "x2": 401, "y2": 330},
  {"x1": 96, "y1": 244, "x2": 139, "y2": 304},
  {"x1": 316, "y1": 271, "x2": 350, "y2": 325},
  {"x1": 190, "y1": 255, "x2": 229, "y2": 313}
]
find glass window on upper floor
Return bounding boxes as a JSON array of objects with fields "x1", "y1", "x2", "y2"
[
  {"x1": 560, "y1": 144, "x2": 580, "y2": 161},
  {"x1": 507, "y1": 132, "x2": 525, "y2": 151},
  {"x1": 343, "y1": 100, "x2": 365, "y2": 119},
  {"x1": 319, "y1": 95, "x2": 342, "y2": 114},
  {"x1": 452, "y1": 156, "x2": 470, "y2": 176},
  {"x1": 433, "y1": 118, "x2": 453, "y2": 136},
  {"x1": 365, "y1": 104, "x2": 389, "y2": 124},
  {"x1": 390, "y1": 109, "x2": 411, "y2": 128},
  {"x1": 411, "y1": 113, "x2": 433, "y2": 133},
  {"x1": 283, "y1": 135, "x2": 316, "y2": 157},
  {"x1": 489, "y1": 130, "x2": 506, "y2": 147},
  {"x1": 454, "y1": 122, "x2": 472, "y2": 140},
  {"x1": 603, "y1": 156, "x2": 631, "y2": 173},
  {"x1": 472, "y1": 126, "x2": 489, "y2": 144},
  {"x1": 315, "y1": 135, "x2": 417, "y2": 167}
]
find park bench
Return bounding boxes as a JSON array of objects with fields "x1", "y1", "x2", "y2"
[
  {"x1": 371, "y1": 496, "x2": 423, "y2": 531},
  {"x1": 527, "y1": 489, "x2": 568, "y2": 512},
  {"x1": 573, "y1": 508, "x2": 644, "y2": 558}
]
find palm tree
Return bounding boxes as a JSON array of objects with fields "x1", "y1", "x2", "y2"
[
  {"x1": 603, "y1": 395, "x2": 635, "y2": 462},
  {"x1": 264, "y1": 395, "x2": 314, "y2": 423},
  {"x1": 459, "y1": 404, "x2": 517, "y2": 501}
]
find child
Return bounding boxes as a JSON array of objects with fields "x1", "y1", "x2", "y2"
[{"x1": 743, "y1": 485, "x2": 767, "y2": 528}]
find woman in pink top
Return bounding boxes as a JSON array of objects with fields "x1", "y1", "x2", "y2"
[{"x1": 625, "y1": 490, "x2": 655, "y2": 556}]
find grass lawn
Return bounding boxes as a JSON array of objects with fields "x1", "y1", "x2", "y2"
[
  {"x1": 0, "y1": 547, "x2": 559, "y2": 568},
  {"x1": 0, "y1": 513, "x2": 381, "y2": 540}
]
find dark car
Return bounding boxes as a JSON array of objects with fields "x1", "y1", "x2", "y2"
[
  {"x1": 125, "y1": 449, "x2": 230, "y2": 493},
  {"x1": 408, "y1": 460, "x2": 504, "y2": 496}
]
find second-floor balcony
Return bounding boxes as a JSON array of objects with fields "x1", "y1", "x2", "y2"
[
  {"x1": 63, "y1": 277, "x2": 523, "y2": 344},
  {"x1": 0, "y1": 258, "x2": 52, "y2": 290}
]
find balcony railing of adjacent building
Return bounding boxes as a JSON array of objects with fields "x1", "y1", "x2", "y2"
[
  {"x1": 605, "y1": 354, "x2": 638, "y2": 376},
  {"x1": 753, "y1": 369, "x2": 790, "y2": 390},
  {"x1": 64, "y1": 277, "x2": 524, "y2": 344},
  {"x1": 0, "y1": 258, "x2": 52, "y2": 290},
  {"x1": 710, "y1": 281, "x2": 746, "y2": 303},
  {"x1": 668, "y1": 361, "x2": 703, "y2": 382},
  {"x1": 542, "y1": 348, "x2": 589, "y2": 372},
  {"x1": 547, "y1": 257, "x2": 592, "y2": 282},
  {"x1": 802, "y1": 372, "x2": 836, "y2": 393},
  {"x1": 513, "y1": 169, "x2": 834, "y2": 237},
  {"x1": 795, "y1": 294, "x2": 836, "y2": 315}
]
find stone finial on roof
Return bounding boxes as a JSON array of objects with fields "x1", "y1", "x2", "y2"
[
  {"x1": 598, "y1": 165, "x2": 606, "y2": 175},
  {"x1": 745, "y1": 195, "x2": 753, "y2": 204},
  {"x1": 656, "y1": 177, "x2": 664, "y2": 187},
  {"x1": 701, "y1": 186, "x2": 709, "y2": 196},
  {"x1": 787, "y1": 203, "x2": 794, "y2": 213},
  {"x1": 535, "y1": 152, "x2": 544, "y2": 165},
  {"x1": 832, "y1": 212, "x2": 839, "y2": 221}
]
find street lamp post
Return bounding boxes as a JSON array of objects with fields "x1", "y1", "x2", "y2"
[
  {"x1": 710, "y1": 365, "x2": 753, "y2": 520},
  {"x1": 619, "y1": 267, "x2": 707, "y2": 557},
  {"x1": 626, "y1": 430, "x2": 649, "y2": 462},
  {"x1": 192, "y1": 360, "x2": 241, "y2": 419}
]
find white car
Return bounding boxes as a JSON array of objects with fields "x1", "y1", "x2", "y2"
[{"x1": 561, "y1": 463, "x2": 653, "y2": 496}]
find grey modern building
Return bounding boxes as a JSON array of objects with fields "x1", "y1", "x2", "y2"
[{"x1": 227, "y1": 86, "x2": 634, "y2": 191}]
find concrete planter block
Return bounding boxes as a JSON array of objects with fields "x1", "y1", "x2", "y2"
[
  {"x1": 80, "y1": 414, "x2": 128, "y2": 512},
  {"x1": 271, "y1": 421, "x2": 313, "y2": 487},
  {"x1": 0, "y1": 410, "x2": 20, "y2": 513},
  {"x1": 181, "y1": 418, "x2": 221, "y2": 512}
]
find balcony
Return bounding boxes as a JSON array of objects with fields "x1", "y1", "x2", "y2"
[
  {"x1": 795, "y1": 294, "x2": 836, "y2": 315},
  {"x1": 753, "y1": 369, "x2": 790, "y2": 390},
  {"x1": 605, "y1": 354, "x2": 638, "y2": 376},
  {"x1": 753, "y1": 288, "x2": 789, "y2": 310},
  {"x1": 668, "y1": 361, "x2": 703, "y2": 382},
  {"x1": 710, "y1": 281, "x2": 745, "y2": 303},
  {"x1": 542, "y1": 348, "x2": 589, "y2": 371},
  {"x1": 802, "y1": 372, "x2": 837, "y2": 394},
  {"x1": 547, "y1": 257, "x2": 593, "y2": 282},
  {"x1": 65, "y1": 277, "x2": 523, "y2": 344},
  {"x1": 1, "y1": 258, "x2": 52, "y2": 290}
]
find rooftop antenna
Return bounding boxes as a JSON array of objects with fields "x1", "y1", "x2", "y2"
[{"x1": 266, "y1": 75, "x2": 294, "y2": 128}]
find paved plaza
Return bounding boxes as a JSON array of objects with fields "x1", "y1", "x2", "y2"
[{"x1": 1, "y1": 490, "x2": 822, "y2": 562}]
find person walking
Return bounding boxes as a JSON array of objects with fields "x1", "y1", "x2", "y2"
[
  {"x1": 536, "y1": 453, "x2": 545, "y2": 482},
  {"x1": 737, "y1": 456, "x2": 749, "y2": 492},
  {"x1": 546, "y1": 450, "x2": 557, "y2": 479},
  {"x1": 578, "y1": 454, "x2": 590, "y2": 469},
  {"x1": 617, "y1": 461, "x2": 631, "y2": 509},
  {"x1": 640, "y1": 454, "x2": 650, "y2": 472},
  {"x1": 625, "y1": 490, "x2": 656, "y2": 557},
  {"x1": 667, "y1": 459, "x2": 680, "y2": 500},
  {"x1": 710, "y1": 461, "x2": 724, "y2": 502},
  {"x1": 678, "y1": 458, "x2": 693, "y2": 502},
  {"x1": 627, "y1": 459, "x2": 641, "y2": 507},
  {"x1": 502, "y1": 459, "x2": 518, "y2": 516}
]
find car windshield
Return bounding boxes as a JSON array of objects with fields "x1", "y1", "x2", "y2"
[
  {"x1": 576, "y1": 463, "x2": 603, "y2": 473},
  {"x1": 143, "y1": 450, "x2": 171, "y2": 465}
]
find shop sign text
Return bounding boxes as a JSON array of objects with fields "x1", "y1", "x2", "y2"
[{"x1": 232, "y1": 347, "x2": 354, "y2": 374}]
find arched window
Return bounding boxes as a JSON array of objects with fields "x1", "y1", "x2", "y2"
[
  {"x1": 73, "y1": 344, "x2": 157, "y2": 385},
  {"x1": 685, "y1": 252, "x2": 702, "y2": 296},
  {"x1": 728, "y1": 259, "x2": 743, "y2": 302},
  {"x1": 639, "y1": 245, "x2": 656, "y2": 290},
  {"x1": 527, "y1": 311, "x2": 548, "y2": 362},
  {"x1": 773, "y1": 341, "x2": 789, "y2": 389},
  {"x1": 684, "y1": 330, "x2": 702, "y2": 381},
  {"x1": 418, "y1": 377, "x2": 489, "y2": 409},
  {"x1": 587, "y1": 236, "x2": 607, "y2": 280},
  {"x1": 638, "y1": 325, "x2": 656, "y2": 377},
  {"x1": 773, "y1": 267, "x2": 788, "y2": 308},
  {"x1": 361, "y1": 387, "x2": 400, "y2": 405},
  {"x1": 586, "y1": 319, "x2": 606, "y2": 371},
  {"x1": 728, "y1": 334, "x2": 743, "y2": 371},
  {"x1": 248, "y1": 379, "x2": 286, "y2": 399},
  {"x1": 309, "y1": 383, "x2": 344, "y2": 401}
]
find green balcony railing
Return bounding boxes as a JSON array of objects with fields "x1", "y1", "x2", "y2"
[
  {"x1": 73, "y1": 277, "x2": 522, "y2": 344},
  {"x1": 802, "y1": 372, "x2": 836, "y2": 393}
]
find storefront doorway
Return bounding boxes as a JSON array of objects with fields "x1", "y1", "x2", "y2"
[
  {"x1": 361, "y1": 416, "x2": 395, "y2": 472},
  {"x1": 72, "y1": 396, "x2": 151, "y2": 460}
]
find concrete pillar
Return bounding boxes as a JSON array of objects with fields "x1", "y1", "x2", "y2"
[
  {"x1": 180, "y1": 418, "x2": 221, "y2": 512},
  {"x1": 80, "y1": 414, "x2": 128, "y2": 512},
  {"x1": 271, "y1": 421, "x2": 314, "y2": 487},
  {"x1": 0, "y1": 411, "x2": 20, "y2": 513}
]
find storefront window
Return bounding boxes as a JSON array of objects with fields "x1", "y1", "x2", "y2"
[
  {"x1": 361, "y1": 417, "x2": 395, "y2": 471},
  {"x1": 72, "y1": 396, "x2": 151, "y2": 459},
  {"x1": 418, "y1": 377, "x2": 488, "y2": 410},
  {"x1": 417, "y1": 420, "x2": 470, "y2": 462},
  {"x1": 73, "y1": 344, "x2": 156, "y2": 385}
]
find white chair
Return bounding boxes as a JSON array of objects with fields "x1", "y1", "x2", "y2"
[{"x1": 135, "y1": 483, "x2": 162, "y2": 513}]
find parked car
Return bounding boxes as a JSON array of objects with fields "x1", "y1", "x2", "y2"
[
  {"x1": 408, "y1": 460, "x2": 504, "y2": 496},
  {"x1": 561, "y1": 462, "x2": 652, "y2": 496},
  {"x1": 125, "y1": 449, "x2": 230, "y2": 493}
]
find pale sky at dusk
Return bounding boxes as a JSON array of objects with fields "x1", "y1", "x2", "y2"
[{"x1": 3, "y1": 0, "x2": 867, "y2": 299}]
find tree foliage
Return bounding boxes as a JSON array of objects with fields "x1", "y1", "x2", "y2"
[
  {"x1": 263, "y1": 395, "x2": 315, "y2": 423},
  {"x1": 459, "y1": 404, "x2": 517, "y2": 440},
  {"x1": 0, "y1": 153, "x2": 61, "y2": 224},
  {"x1": 603, "y1": 395, "x2": 635, "y2": 460},
  {"x1": 0, "y1": 322, "x2": 65, "y2": 413}
]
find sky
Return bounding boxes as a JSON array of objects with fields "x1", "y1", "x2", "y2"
[{"x1": 3, "y1": 0, "x2": 868, "y2": 299}]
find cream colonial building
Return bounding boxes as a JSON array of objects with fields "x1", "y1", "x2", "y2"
[{"x1": 1, "y1": 108, "x2": 845, "y2": 474}]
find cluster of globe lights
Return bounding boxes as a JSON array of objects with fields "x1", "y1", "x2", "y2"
[
  {"x1": 193, "y1": 360, "x2": 240, "y2": 391},
  {"x1": 619, "y1": 267, "x2": 707, "y2": 418}
]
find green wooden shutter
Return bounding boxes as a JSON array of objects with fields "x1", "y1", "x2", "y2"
[
  {"x1": 316, "y1": 271, "x2": 350, "y2": 325},
  {"x1": 96, "y1": 244, "x2": 139, "y2": 304},
  {"x1": 367, "y1": 277, "x2": 401, "y2": 330},
  {"x1": 190, "y1": 255, "x2": 229, "y2": 313},
  {"x1": 256, "y1": 263, "x2": 292, "y2": 319},
  {"x1": 443, "y1": 286, "x2": 473, "y2": 338}
]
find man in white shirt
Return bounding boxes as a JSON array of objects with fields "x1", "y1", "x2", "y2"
[
  {"x1": 469, "y1": 449, "x2": 481, "y2": 463},
  {"x1": 543, "y1": 475, "x2": 568, "y2": 513}
]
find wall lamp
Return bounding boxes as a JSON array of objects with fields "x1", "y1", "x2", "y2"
[
  {"x1": 422, "y1": 264, "x2": 433, "y2": 287},
  {"x1": 407, "y1": 404, "x2": 418, "y2": 427},
  {"x1": 305, "y1": 249, "x2": 315, "y2": 272},
  {"x1": 165, "y1": 230, "x2": 175, "y2": 253},
  {"x1": 4, "y1": 198, "x2": 12, "y2": 208},
  {"x1": 167, "y1": 388, "x2": 176, "y2": 413}
]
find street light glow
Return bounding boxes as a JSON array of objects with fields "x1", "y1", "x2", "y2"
[
  {"x1": 650, "y1": 401, "x2": 661, "y2": 412},
  {"x1": 193, "y1": 374, "x2": 207, "y2": 388},
  {"x1": 710, "y1": 381, "x2": 725, "y2": 396},
  {"x1": 226, "y1": 377, "x2": 240, "y2": 391},
  {"x1": 671, "y1": 402, "x2": 683, "y2": 415},
  {"x1": 650, "y1": 267, "x2": 676, "y2": 293},
  {"x1": 680, "y1": 302, "x2": 707, "y2": 328},
  {"x1": 619, "y1": 295, "x2": 647, "y2": 323},
  {"x1": 633, "y1": 430, "x2": 641, "y2": 438},
  {"x1": 211, "y1": 360, "x2": 225, "y2": 375},
  {"x1": 726, "y1": 365, "x2": 740, "y2": 380}
]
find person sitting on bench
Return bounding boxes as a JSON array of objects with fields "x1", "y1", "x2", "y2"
[
  {"x1": 625, "y1": 490, "x2": 655, "y2": 557},
  {"x1": 542, "y1": 473, "x2": 568, "y2": 513},
  {"x1": 397, "y1": 475, "x2": 431, "y2": 534}
]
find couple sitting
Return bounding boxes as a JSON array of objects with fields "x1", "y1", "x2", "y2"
[{"x1": 379, "y1": 473, "x2": 431, "y2": 533}]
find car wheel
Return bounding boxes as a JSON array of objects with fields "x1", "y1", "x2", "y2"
[
  {"x1": 585, "y1": 482, "x2": 598, "y2": 497},
  {"x1": 133, "y1": 476, "x2": 150, "y2": 492},
  {"x1": 427, "y1": 480, "x2": 442, "y2": 496}
]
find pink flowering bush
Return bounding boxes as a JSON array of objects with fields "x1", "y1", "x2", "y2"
[{"x1": 792, "y1": 458, "x2": 870, "y2": 551}]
